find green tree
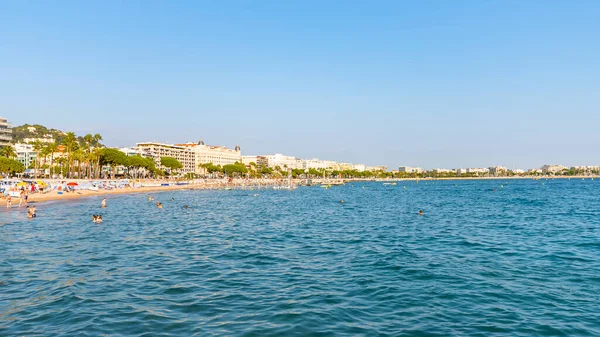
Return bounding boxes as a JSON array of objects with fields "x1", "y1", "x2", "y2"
[
  {"x1": 100, "y1": 148, "x2": 128, "y2": 179},
  {"x1": 126, "y1": 155, "x2": 153, "y2": 179},
  {"x1": 0, "y1": 145, "x2": 16, "y2": 159},
  {"x1": 44, "y1": 142, "x2": 59, "y2": 178},
  {"x1": 161, "y1": 157, "x2": 183, "y2": 176},
  {"x1": 83, "y1": 134, "x2": 94, "y2": 178},
  {"x1": 222, "y1": 162, "x2": 248, "y2": 177},
  {"x1": 199, "y1": 162, "x2": 222, "y2": 176},
  {"x1": 73, "y1": 148, "x2": 86, "y2": 178},
  {"x1": 0, "y1": 157, "x2": 25, "y2": 176},
  {"x1": 92, "y1": 134, "x2": 104, "y2": 178},
  {"x1": 30, "y1": 140, "x2": 45, "y2": 179},
  {"x1": 62, "y1": 132, "x2": 79, "y2": 178}
]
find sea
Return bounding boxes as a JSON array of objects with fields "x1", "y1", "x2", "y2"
[{"x1": 1, "y1": 179, "x2": 599, "y2": 336}]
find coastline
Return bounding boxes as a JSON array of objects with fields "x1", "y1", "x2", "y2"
[
  {"x1": 1, "y1": 184, "x2": 198, "y2": 206},
  {"x1": 1, "y1": 175, "x2": 597, "y2": 206}
]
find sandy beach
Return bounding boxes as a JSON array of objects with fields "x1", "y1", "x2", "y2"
[{"x1": 0, "y1": 184, "x2": 198, "y2": 206}]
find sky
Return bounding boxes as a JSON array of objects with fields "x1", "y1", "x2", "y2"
[{"x1": 1, "y1": 0, "x2": 599, "y2": 169}]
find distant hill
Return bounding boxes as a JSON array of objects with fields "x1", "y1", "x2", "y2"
[{"x1": 11, "y1": 124, "x2": 67, "y2": 144}]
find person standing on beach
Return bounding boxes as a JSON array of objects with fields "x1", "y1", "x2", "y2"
[
  {"x1": 19, "y1": 189, "x2": 25, "y2": 207},
  {"x1": 6, "y1": 195, "x2": 12, "y2": 208},
  {"x1": 101, "y1": 198, "x2": 107, "y2": 208}
]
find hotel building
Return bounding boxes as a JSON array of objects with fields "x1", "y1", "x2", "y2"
[
  {"x1": 136, "y1": 142, "x2": 196, "y2": 174},
  {"x1": 15, "y1": 143, "x2": 36, "y2": 168},
  {"x1": 488, "y1": 166, "x2": 507, "y2": 177},
  {"x1": 0, "y1": 117, "x2": 12, "y2": 147},
  {"x1": 541, "y1": 164, "x2": 567, "y2": 174},
  {"x1": 399, "y1": 166, "x2": 423, "y2": 173},
  {"x1": 265, "y1": 154, "x2": 304, "y2": 169},
  {"x1": 304, "y1": 158, "x2": 338, "y2": 170},
  {"x1": 177, "y1": 141, "x2": 242, "y2": 173},
  {"x1": 242, "y1": 155, "x2": 268, "y2": 170}
]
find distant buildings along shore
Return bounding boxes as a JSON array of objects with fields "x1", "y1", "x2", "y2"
[{"x1": 1, "y1": 117, "x2": 599, "y2": 177}]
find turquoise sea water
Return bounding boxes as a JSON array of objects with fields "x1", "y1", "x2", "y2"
[{"x1": 1, "y1": 179, "x2": 600, "y2": 336}]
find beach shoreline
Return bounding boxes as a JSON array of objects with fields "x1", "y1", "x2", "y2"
[{"x1": 1, "y1": 175, "x2": 597, "y2": 206}]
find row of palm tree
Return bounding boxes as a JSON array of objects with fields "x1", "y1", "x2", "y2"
[{"x1": 26, "y1": 132, "x2": 104, "y2": 179}]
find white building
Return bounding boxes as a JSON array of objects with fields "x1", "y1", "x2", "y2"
[
  {"x1": 0, "y1": 117, "x2": 12, "y2": 147},
  {"x1": 23, "y1": 137, "x2": 55, "y2": 144},
  {"x1": 242, "y1": 156, "x2": 258, "y2": 166},
  {"x1": 571, "y1": 166, "x2": 600, "y2": 172},
  {"x1": 466, "y1": 168, "x2": 489, "y2": 175},
  {"x1": 433, "y1": 168, "x2": 451, "y2": 173},
  {"x1": 136, "y1": 142, "x2": 196, "y2": 174},
  {"x1": 304, "y1": 158, "x2": 338, "y2": 170},
  {"x1": 177, "y1": 141, "x2": 242, "y2": 170},
  {"x1": 242, "y1": 155, "x2": 268, "y2": 169},
  {"x1": 541, "y1": 164, "x2": 567, "y2": 174},
  {"x1": 399, "y1": 166, "x2": 423, "y2": 173},
  {"x1": 265, "y1": 154, "x2": 303, "y2": 169},
  {"x1": 15, "y1": 143, "x2": 36, "y2": 168},
  {"x1": 511, "y1": 169, "x2": 526, "y2": 174},
  {"x1": 353, "y1": 164, "x2": 367, "y2": 172},
  {"x1": 338, "y1": 163, "x2": 353, "y2": 171},
  {"x1": 488, "y1": 166, "x2": 507, "y2": 177},
  {"x1": 370, "y1": 165, "x2": 387, "y2": 172},
  {"x1": 119, "y1": 147, "x2": 151, "y2": 157}
]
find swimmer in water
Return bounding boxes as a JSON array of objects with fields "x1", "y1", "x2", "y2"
[
  {"x1": 101, "y1": 198, "x2": 107, "y2": 208},
  {"x1": 148, "y1": 195, "x2": 154, "y2": 202},
  {"x1": 184, "y1": 205, "x2": 189, "y2": 209},
  {"x1": 419, "y1": 210, "x2": 423, "y2": 216},
  {"x1": 92, "y1": 215, "x2": 103, "y2": 223},
  {"x1": 340, "y1": 199, "x2": 345, "y2": 203},
  {"x1": 157, "y1": 202, "x2": 163, "y2": 209},
  {"x1": 27, "y1": 205, "x2": 37, "y2": 218},
  {"x1": 253, "y1": 194, "x2": 259, "y2": 197}
]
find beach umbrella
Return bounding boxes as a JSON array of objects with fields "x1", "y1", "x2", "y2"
[
  {"x1": 36, "y1": 181, "x2": 47, "y2": 186},
  {"x1": 67, "y1": 182, "x2": 78, "y2": 186},
  {"x1": 16, "y1": 182, "x2": 28, "y2": 187}
]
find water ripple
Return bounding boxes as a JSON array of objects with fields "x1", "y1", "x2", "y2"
[{"x1": 1, "y1": 180, "x2": 600, "y2": 336}]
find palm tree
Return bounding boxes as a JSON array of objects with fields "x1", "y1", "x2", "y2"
[
  {"x1": 44, "y1": 142, "x2": 59, "y2": 178},
  {"x1": 93, "y1": 134, "x2": 103, "y2": 147},
  {"x1": 92, "y1": 134, "x2": 103, "y2": 178},
  {"x1": 83, "y1": 134, "x2": 94, "y2": 178},
  {"x1": 40, "y1": 146, "x2": 50, "y2": 177},
  {"x1": 92, "y1": 147, "x2": 103, "y2": 179},
  {"x1": 54, "y1": 157, "x2": 67, "y2": 177},
  {"x1": 31, "y1": 140, "x2": 45, "y2": 179},
  {"x1": 1, "y1": 145, "x2": 17, "y2": 159},
  {"x1": 73, "y1": 149, "x2": 85, "y2": 178},
  {"x1": 62, "y1": 132, "x2": 78, "y2": 178}
]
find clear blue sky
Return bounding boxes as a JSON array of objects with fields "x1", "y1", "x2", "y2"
[{"x1": 1, "y1": 1, "x2": 599, "y2": 169}]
